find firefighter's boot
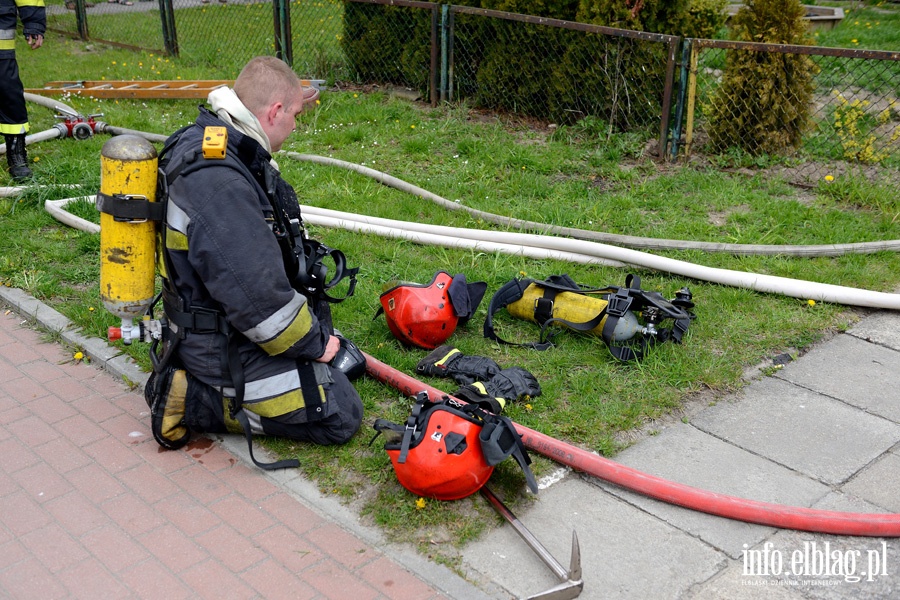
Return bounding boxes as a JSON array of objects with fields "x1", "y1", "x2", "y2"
[{"x1": 5, "y1": 135, "x2": 33, "y2": 182}]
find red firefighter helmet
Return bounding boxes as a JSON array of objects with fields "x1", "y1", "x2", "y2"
[
  {"x1": 385, "y1": 403, "x2": 494, "y2": 501},
  {"x1": 379, "y1": 271, "x2": 458, "y2": 350}
]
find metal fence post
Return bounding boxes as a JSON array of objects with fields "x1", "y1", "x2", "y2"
[
  {"x1": 447, "y1": 8, "x2": 455, "y2": 103},
  {"x1": 274, "y1": 0, "x2": 293, "y2": 67},
  {"x1": 440, "y1": 4, "x2": 448, "y2": 103},
  {"x1": 73, "y1": 0, "x2": 89, "y2": 40},
  {"x1": 683, "y1": 42, "x2": 700, "y2": 157},
  {"x1": 658, "y1": 36, "x2": 680, "y2": 161},
  {"x1": 670, "y1": 38, "x2": 691, "y2": 161},
  {"x1": 430, "y1": 5, "x2": 439, "y2": 107},
  {"x1": 158, "y1": 0, "x2": 178, "y2": 57}
]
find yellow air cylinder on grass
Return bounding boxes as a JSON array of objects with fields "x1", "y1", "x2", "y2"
[
  {"x1": 506, "y1": 282, "x2": 641, "y2": 342},
  {"x1": 98, "y1": 135, "x2": 158, "y2": 344}
]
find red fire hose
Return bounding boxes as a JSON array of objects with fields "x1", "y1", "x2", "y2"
[{"x1": 363, "y1": 351, "x2": 900, "y2": 537}]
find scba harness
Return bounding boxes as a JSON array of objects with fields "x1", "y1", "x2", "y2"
[
  {"x1": 484, "y1": 273, "x2": 695, "y2": 362},
  {"x1": 373, "y1": 392, "x2": 538, "y2": 501},
  {"x1": 144, "y1": 121, "x2": 360, "y2": 470}
]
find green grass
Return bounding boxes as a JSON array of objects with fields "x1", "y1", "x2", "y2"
[
  {"x1": 4, "y1": 20, "x2": 900, "y2": 561},
  {"x1": 813, "y1": 3, "x2": 900, "y2": 51}
]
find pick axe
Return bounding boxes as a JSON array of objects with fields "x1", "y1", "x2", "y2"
[{"x1": 481, "y1": 486, "x2": 583, "y2": 600}]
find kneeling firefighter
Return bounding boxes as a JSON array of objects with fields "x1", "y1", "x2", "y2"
[{"x1": 141, "y1": 57, "x2": 364, "y2": 470}]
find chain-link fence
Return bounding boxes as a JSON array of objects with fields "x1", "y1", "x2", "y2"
[
  {"x1": 48, "y1": 0, "x2": 166, "y2": 54},
  {"x1": 681, "y1": 39, "x2": 900, "y2": 184},
  {"x1": 45, "y1": 0, "x2": 900, "y2": 175},
  {"x1": 447, "y1": 7, "x2": 678, "y2": 144},
  {"x1": 48, "y1": 0, "x2": 679, "y2": 152},
  {"x1": 299, "y1": 1, "x2": 680, "y2": 152},
  {"x1": 47, "y1": 0, "x2": 279, "y2": 74}
]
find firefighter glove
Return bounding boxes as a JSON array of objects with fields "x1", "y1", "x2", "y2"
[
  {"x1": 416, "y1": 345, "x2": 502, "y2": 386},
  {"x1": 454, "y1": 367, "x2": 541, "y2": 414}
]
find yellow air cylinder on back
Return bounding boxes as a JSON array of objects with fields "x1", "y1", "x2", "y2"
[{"x1": 98, "y1": 135, "x2": 158, "y2": 343}]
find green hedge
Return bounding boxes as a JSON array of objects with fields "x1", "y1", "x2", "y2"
[{"x1": 341, "y1": 0, "x2": 688, "y2": 130}]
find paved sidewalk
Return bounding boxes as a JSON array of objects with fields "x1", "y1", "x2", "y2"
[
  {"x1": 462, "y1": 309, "x2": 900, "y2": 599},
  {"x1": 0, "y1": 287, "x2": 484, "y2": 600}
]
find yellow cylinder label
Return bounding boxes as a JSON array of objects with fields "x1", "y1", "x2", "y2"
[
  {"x1": 99, "y1": 137, "x2": 159, "y2": 319},
  {"x1": 506, "y1": 283, "x2": 610, "y2": 336}
]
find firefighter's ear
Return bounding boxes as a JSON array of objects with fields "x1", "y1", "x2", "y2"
[{"x1": 261, "y1": 100, "x2": 283, "y2": 127}]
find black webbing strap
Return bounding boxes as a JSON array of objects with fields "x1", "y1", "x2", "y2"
[
  {"x1": 600, "y1": 282, "x2": 638, "y2": 361},
  {"x1": 232, "y1": 411, "x2": 301, "y2": 471},
  {"x1": 478, "y1": 410, "x2": 538, "y2": 494},
  {"x1": 228, "y1": 335, "x2": 300, "y2": 471},
  {"x1": 396, "y1": 392, "x2": 430, "y2": 463},
  {"x1": 293, "y1": 240, "x2": 359, "y2": 304},
  {"x1": 297, "y1": 359, "x2": 325, "y2": 422},
  {"x1": 536, "y1": 277, "x2": 613, "y2": 346},
  {"x1": 95, "y1": 191, "x2": 165, "y2": 222},
  {"x1": 483, "y1": 278, "x2": 555, "y2": 351},
  {"x1": 485, "y1": 275, "x2": 616, "y2": 351}
]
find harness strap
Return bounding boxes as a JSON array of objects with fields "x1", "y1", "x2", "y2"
[
  {"x1": 95, "y1": 191, "x2": 165, "y2": 222},
  {"x1": 293, "y1": 240, "x2": 359, "y2": 303},
  {"x1": 397, "y1": 392, "x2": 430, "y2": 463},
  {"x1": 483, "y1": 278, "x2": 554, "y2": 350},
  {"x1": 297, "y1": 359, "x2": 325, "y2": 422},
  {"x1": 154, "y1": 125, "x2": 299, "y2": 470},
  {"x1": 225, "y1": 332, "x2": 300, "y2": 470}
]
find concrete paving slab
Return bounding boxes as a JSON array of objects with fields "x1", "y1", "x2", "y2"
[
  {"x1": 591, "y1": 423, "x2": 829, "y2": 559},
  {"x1": 848, "y1": 311, "x2": 900, "y2": 352},
  {"x1": 691, "y1": 377, "x2": 900, "y2": 485},
  {"x1": 761, "y1": 492, "x2": 900, "y2": 600},
  {"x1": 687, "y1": 492, "x2": 900, "y2": 599},
  {"x1": 461, "y1": 477, "x2": 726, "y2": 600},
  {"x1": 775, "y1": 334, "x2": 900, "y2": 423},
  {"x1": 842, "y1": 449, "x2": 900, "y2": 513},
  {"x1": 685, "y1": 559, "x2": 808, "y2": 599}
]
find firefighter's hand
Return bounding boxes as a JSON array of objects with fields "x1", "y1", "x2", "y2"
[
  {"x1": 316, "y1": 334, "x2": 340, "y2": 363},
  {"x1": 26, "y1": 34, "x2": 43, "y2": 50}
]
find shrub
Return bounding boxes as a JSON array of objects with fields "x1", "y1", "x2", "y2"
[
  {"x1": 575, "y1": 0, "x2": 689, "y2": 34},
  {"x1": 706, "y1": 0, "x2": 818, "y2": 155},
  {"x1": 470, "y1": 0, "x2": 579, "y2": 112},
  {"x1": 551, "y1": 0, "x2": 686, "y2": 129},
  {"x1": 683, "y1": 0, "x2": 727, "y2": 39},
  {"x1": 341, "y1": 2, "x2": 409, "y2": 84}
]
